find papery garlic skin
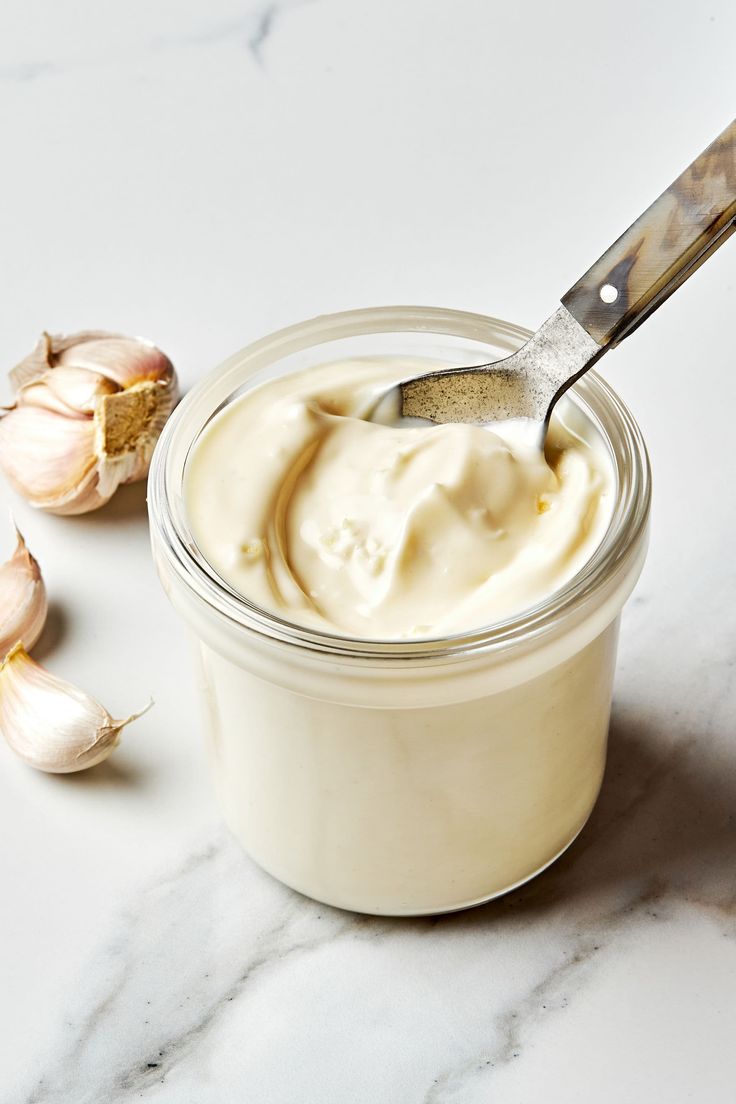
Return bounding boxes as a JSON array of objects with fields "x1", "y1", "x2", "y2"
[
  {"x1": 0, "y1": 331, "x2": 178, "y2": 515},
  {"x1": 0, "y1": 643, "x2": 150, "y2": 773},
  {"x1": 0, "y1": 527, "x2": 47, "y2": 656}
]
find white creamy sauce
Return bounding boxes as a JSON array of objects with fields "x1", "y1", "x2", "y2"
[{"x1": 185, "y1": 357, "x2": 614, "y2": 639}]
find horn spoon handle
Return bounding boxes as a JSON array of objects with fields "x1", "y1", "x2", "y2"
[{"x1": 562, "y1": 118, "x2": 736, "y2": 347}]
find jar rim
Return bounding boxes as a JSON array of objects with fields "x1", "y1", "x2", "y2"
[{"x1": 148, "y1": 305, "x2": 651, "y2": 661}]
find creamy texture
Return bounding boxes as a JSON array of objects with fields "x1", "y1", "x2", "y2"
[
  {"x1": 199, "y1": 622, "x2": 618, "y2": 914},
  {"x1": 185, "y1": 358, "x2": 614, "y2": 639},
  {"x1": 160, "y1": 342, "x2": 646, "y2": 915}
]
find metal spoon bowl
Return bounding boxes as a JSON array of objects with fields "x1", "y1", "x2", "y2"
[{"x1": 369, "y1": 118, "x2": 736, "y2": 444}]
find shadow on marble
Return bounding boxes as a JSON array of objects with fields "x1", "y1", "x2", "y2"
[
  {"x1": 46, "y1": 755, "x2": 146, "y2": 790},
  {"x1": 70, "y1": 479, "x2": 150, "y2": 527},
  {"x1": 26, "y1": 714, "x2": 732, "y2": 1101},
  {"x1": 430, "y1": 709, "x2": 736, "y2": 930},
  {"x1": 31, "y1": 600, "x2": 68, "y2": 663}
]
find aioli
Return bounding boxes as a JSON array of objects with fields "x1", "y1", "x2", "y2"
[{"x1": 185, "y1": 357, "x2": 613, "y2": 639}]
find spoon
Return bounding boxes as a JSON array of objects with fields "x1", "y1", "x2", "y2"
[{"x1": 370, "y1": 118, "x2": 736, "y2": 444}]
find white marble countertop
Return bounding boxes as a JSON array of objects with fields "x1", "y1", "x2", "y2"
[{"x1": 2, "y1": 1, "x2": 736, "y2": 1100}]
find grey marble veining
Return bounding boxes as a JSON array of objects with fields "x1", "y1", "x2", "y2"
[
  {"x1": 13, "y1": 704, "x2": 736, "y2": 1103},
  {"x1": 151, "y1": 1, "x2": 310, "y2": 65},
  {"x1": 0, "y1": 0, "x2": 311, "y2": 84},
  {"x1": 18, "y1": 837, "x2": 358, "y2": 1103},
  {"x1": 1, "y1": 0, "x2": 736, "y2": 1099},
  {"x1": 0, "y1": 61, "x2": 58, "y2": 82}
]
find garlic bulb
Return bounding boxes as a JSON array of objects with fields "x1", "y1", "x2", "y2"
[
  {"x1": 0, "y1": 644, "x2": 150, "y2": 773},
  {"x1": 0, "y1": 526, "x2": 47, "y2": 656},
  {"x1": 0, "y1": 331, "x2": 178, "y2": 515}
]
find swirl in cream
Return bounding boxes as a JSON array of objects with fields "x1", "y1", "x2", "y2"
[{"x1": 185, "y1": 358, "x2": 613, "y2": 639}]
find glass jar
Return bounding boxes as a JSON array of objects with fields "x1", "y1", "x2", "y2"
[{"x1": 148, "y1": 306, "x2": 650, "y2": 916}]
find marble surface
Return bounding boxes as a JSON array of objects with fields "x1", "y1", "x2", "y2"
[{"x1": 1, "y1": 0, "x2": 736, "y2": 1100}]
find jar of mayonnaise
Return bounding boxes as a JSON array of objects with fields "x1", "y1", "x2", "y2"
[{"x1": 148, "y1": 306, "x2": 650, "y2": 916}]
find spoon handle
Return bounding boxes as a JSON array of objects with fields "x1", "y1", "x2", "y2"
[{"x1": 561, "y1": 118, "x2": 736, "y2": 347}]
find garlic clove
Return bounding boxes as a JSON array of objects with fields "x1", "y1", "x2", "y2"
[
  {"x1": 20, "y1": 365, "x2": 117, "y2": 418},
  {"x1": 9, "y1": 331, "x2": 142, "y2": 390},
  {"x1": 9, "y1": 332, "x2": 55, "y2": 390},
  {"x1": 56, "y1": 335, "x2": 175, "y2": 390},
  {"x1": 0, "y1": 405, "x2": 98, "y2": 513},
  {"x1": 0, "y1": 527, "x2": 48, "y2": 656},
  {"x1": 0, "y1": 330, "x2": 179, "y2": 515},
  {"x1": 0, "y1": 643, "x2": 151, "y2": 773}
]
